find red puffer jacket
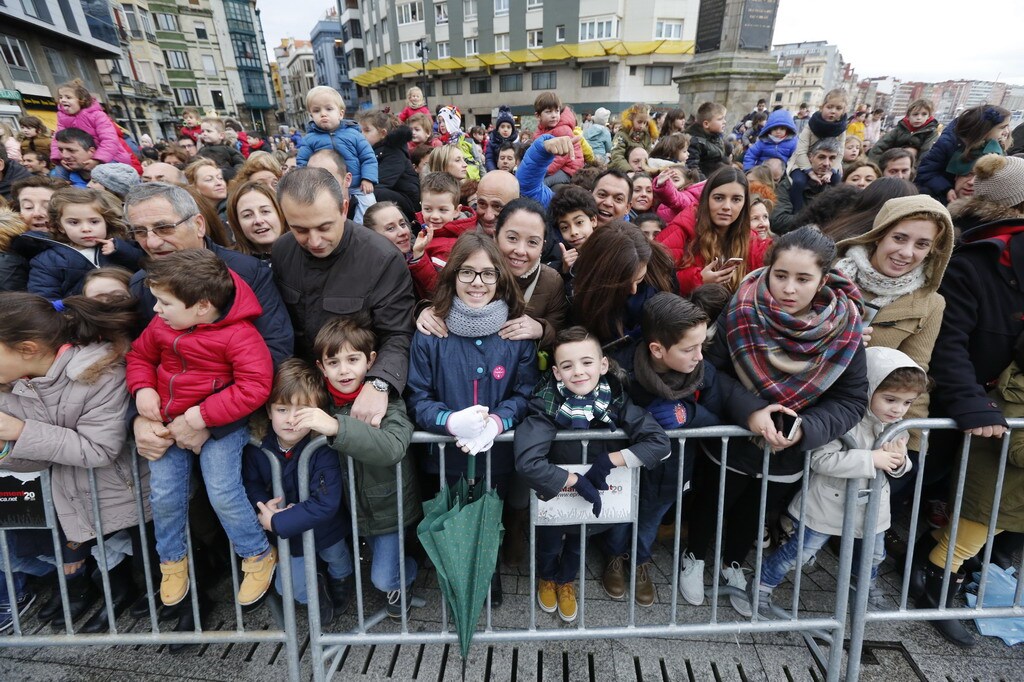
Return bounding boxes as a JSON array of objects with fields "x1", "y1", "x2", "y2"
[
  {"x1": 414, "y1": 206, "x2": 479, "y2": 267},
  {"x1": 657, "y1": 209, "x2": 771, "y2": 295},
  {"x1": 534, "y1": 106, "x2": 584, "y2": 177},
  {"x1": 125, "y1": 269, "x2": 273, "y2": 426}
]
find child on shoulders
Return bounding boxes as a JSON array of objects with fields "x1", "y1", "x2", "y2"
[
  {"x1": 744, "y1": 110, "x2": 798, "y2": 171},
  {"x1": 532, "y1": 93, "x2": 584, "y2": 185},
  {"x1": 868, "y1": 99, "x2": 940, "y2": 164},
  {"x1": 787, "y1": 89, "x2": 848, "y2": 197},
  {"x1": 685, "y1": 102, "x2": 730, "y2": 180},
  {"x1": 610, "y1": 104, "x2": 659, "y2": 173},
  {"x1": 398, "y1": 87, "x2": 431, "y2": 123},
  {"x1": 125, "y1": 249, "x2": 275, "y2": 609},
  {"x1": 486, "y1": 107, "x2": 518, "y2": 172}
]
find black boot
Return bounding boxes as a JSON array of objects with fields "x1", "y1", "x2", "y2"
[
  {"x1": 169, "y1": 595, "x2": 208, "y2": 653},
  {"x1": 908, "y1": 531, "x2": 939, "y2": 600},
  {"x1": 915, "y1": 564, "x2": 976, "y2": 648},
  {"x1": 81, "y1": 562, "x2": 137, "y2": 633},
  {"x1": 315, "y1": 574, "x2": 335, "y2": 626},
  {"x1": 328, "y1": 575, "x2": 353, "y2": 616},
  {"x1": 50, "y1": 572, "x2": 99, "y2": 628}
]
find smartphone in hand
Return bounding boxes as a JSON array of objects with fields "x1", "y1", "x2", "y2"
[{"x1": 773, "y1": 412, "x2": 803, "y2": 441}]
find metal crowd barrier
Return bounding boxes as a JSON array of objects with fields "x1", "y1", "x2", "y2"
[
  {"x1": 7, "y1": 422, "x2": 1019, "y2": 680},
  {"x1": 847, "y1": 418, "x2": 1024, "y2": 679},
  {"x1": 0, "y1": 445, "x2": 303, "y2": 681},
  {"x1": 298, "y1": 427, "x2": 858, "y2": 682}
]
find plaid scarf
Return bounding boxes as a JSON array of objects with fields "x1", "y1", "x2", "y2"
[
  {"x1": 536, "y1": 377, "x2": 615, "y2": 430},
  {"x1": 725, "y1": 267, "x2": 862, "y2": 412}
]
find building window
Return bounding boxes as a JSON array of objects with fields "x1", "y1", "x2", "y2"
[
  {"x1": 494, "y1": 0, "x2": 508, "y2": 15},
  {"x1": 581, "y1": 66, "x2": 609, "y2": 88},
  {"x1": 202, "y1": 54, "x2": 217, "y2": 75},
  {"x1": 494, "y1": 33, "x2": 509, "y2": 52},
  {"x1": 463, "y1": 0, "x2": 476, "y2": 20},
  {"x1": 123, "y1": 5, "x2": 141, "y2": 38},
  {"x1": 399, "y1": 41, "x2": 418, "y2": 62},
  {"x1": 654, "y1": 20, "x2": 682, "y2": 40},
  {"x1": 41, "y1": 47, "x2": 70, "y2": 81},
  {"x1": 774, "y1": 92, "x2": 783, "y2": 103},
  {"x1": 555, "y1": 25, "x2": 565, "y2": 42},
  {"x1": 436, "y1": 41, "x2": 450, "y2": 58},
  {"x1": 527, "y1": 0, "x2": 542, "y2": 7},
  {"x1": 396, "y1": 1, "x2": 423, "y2": 25},
  {"x1": 469, "y1": 76, "x2": 491, "y2": 94},
  {"x1": 802, "y1": 91, "x2": 813, "y2": 103},
  {"x1": 527, "y1": 30, "x2": 542, "y2": 48},
  {"x1": 531, "y1": 70, "x2": 555, "y2": 90},
  {"x1": 56, "y1": 0, "x2": 80, "y2": 33},
  {"x1": 465, "y1": 38, "x2": 477, "y2": 55},
  {"x1": 211, "y1": 89, "x2": 224, "y2": 110},
  {"x1": 0, "y1": 34, "x2": 40, "y2": 82},
  {"x1": 499, "y1": 73, "x2": 522, "y2": 92},
  {"x1": 580, "y1": 18, "x2": 617, "y2": 41},
  {"x1": 139, "y1": 8, "x2": 155, "y2": 39},
  {"x1": 195, "y1": 21, "x2": 208, "y2": 39},
  {"x1": 163, "y1": 50, "x2": 190, "y2": 70},
  {"x1": 155, "y1": 13, "x2": 177, "y2": 30},
  {"x1": 174, "y1": 87, "x2": 198, "y2": 106},
  {"x1": 442, "y1": 78, "x2": 461, "y2": 96},
  {"x1": 644, "y1": 65, "x2": 673, "y2": 86},
  {"x1": 434, "y1": 1, "x2": 447, "y2": 24}
]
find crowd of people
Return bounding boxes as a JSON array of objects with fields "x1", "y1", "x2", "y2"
[{"x1": 0, "y1": 77, "x2": 1023, "y2": 651}]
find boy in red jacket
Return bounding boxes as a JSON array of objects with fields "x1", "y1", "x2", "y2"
[
  {"x1": 411, "y1": 171, "x2": 478, "y2": 277},
  {"x1": 126, "y1": 249, "x2": 276, "y2": 610}
]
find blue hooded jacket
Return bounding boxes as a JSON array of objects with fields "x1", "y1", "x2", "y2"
[
  {"x1": 743, "y1": 109, "x2": 798, "y2": 170},
  {"x1": 296, "y1": 119, "x2": 379, "y2": 186}
]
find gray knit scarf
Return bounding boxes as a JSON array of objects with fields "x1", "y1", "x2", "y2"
[
  {"x1": 835, "y1": 244, "x2": 927, "y2": 308},
  {"x1": 445, "y1": 297, "x2": 510, "y2": 337}
]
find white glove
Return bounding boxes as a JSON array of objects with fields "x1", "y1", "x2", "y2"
[
  {"x1": 446, "y1": 405, "x2": 489, "y2": 439},
  {"x1": 457, "y1": 418, "x2": 501, "y2": 456}
]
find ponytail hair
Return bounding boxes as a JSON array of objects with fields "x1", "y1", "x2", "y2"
[
  {"x1": 0, "y1": 293, "x2": 137, "y2": 382},
  {"x1": 956, "y1": 104, "x2": 1011, "y2": 162}
]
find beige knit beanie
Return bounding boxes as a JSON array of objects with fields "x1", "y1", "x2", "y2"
[{"x1": 973, "y1": 154, "x2": 1024, "y2": 207}]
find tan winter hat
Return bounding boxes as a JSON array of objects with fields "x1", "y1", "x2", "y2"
[{"x1": 973, "y1": 154, "x2": 1024, "y2": 207}]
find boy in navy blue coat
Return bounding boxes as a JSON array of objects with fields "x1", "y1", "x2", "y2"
[
  {"x1": 242, "y1": 359, "x2": 352, "y2": 623},
  {"x1": 614, "y1": 293, "x2": 773, "y2": 606}
]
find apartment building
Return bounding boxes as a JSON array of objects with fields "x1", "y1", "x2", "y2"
[{"x1": 351, "y1": 0, "x2": 699, "y2": 126}]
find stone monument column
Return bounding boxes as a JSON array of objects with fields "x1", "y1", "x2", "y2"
[{"x1": 675, "y1": 0, "x2": 784, "y2": 125}]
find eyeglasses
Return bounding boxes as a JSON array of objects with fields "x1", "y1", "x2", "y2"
[
  {"x1": 457, "y1": 268, "x2": 499, "y2": 285},
  {"x1": 127, "y1": 214, "x2": 195, "y2": 241}
]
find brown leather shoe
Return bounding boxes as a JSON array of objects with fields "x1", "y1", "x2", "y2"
[
  {"x1": 602, "y1": 554, "x2": 628, "y2": 600},
  {"x1": 635, "y1": 562, "x2": 656, "y2": 607}
]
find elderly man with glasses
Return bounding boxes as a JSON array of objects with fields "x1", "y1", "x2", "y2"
[{"x1": 122, "y1": 181, "x2": 294, "y2": 458}]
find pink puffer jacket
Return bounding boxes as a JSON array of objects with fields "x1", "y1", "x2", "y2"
[{"x1": 50, "y1": 101, "x2": 133, "y2": 164}]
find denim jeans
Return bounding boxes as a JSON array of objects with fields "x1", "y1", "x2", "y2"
[
  {"x1": 367, "y1": 532, "x2": 417, "y2": 593},
  {"x1": 274, "y1": 538, "x2": 353, "y2": 604},
  {"x1": 0, "y1": 530, "x2": 56, "y2": 603},
  {"x1": 603, "y1": 492, "x2": 676, "y2": 566},
  {"x1": 761, "y1": 525, "x2": 885, "y2": 589},
  {"x1": 149, "y1": 426, "x2": 269, "y2": 563},
  {"x1": 349, "y1": 189, "x2": 376, "y2": 223},
  {"x1": 536, "y1": 525, "x2": 582, "y2": 584}
]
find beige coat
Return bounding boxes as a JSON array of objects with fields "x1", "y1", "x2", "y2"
[
  {"x1": 0, "y1": 344, "x2": 150, "y2": 542},
  {"x1": 838, "y1": 196, "x2": 955, "y2": 448}
]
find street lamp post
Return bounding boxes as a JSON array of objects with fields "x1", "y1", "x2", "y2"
[
  {"x1": 109, "y1": 60, "x2": 140, "y2": 142},
  {"x1": 415, "y1": 38, "x2": 430, "y2": 111}
]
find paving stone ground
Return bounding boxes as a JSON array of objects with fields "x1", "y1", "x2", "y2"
[{"x1": 2, "y1": 517, "x2": 1023, "y2": 680}]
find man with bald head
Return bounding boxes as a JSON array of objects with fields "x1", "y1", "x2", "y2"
[
  {"x1": 307, "y1": 148, "x2": 352, "y2": 197},
  {"x1": 142, "y1": 162, "x2": 186, "y2": 184},
  {"x1": 474, "y1": 170, "x2": 519, "y2": 236}
]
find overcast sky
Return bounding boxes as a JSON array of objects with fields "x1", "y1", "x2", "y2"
[{"x1": 260, "y1": 1, "x2": 1024, "y2": 86}]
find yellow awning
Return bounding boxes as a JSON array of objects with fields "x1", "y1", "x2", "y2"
[{"x1": 351, "y1": 39, "x2": 695, "y2": 87}]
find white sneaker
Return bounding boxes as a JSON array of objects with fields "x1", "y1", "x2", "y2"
[
  {"x1": 722, "y1": 562, "x2": 752, "y2": 617},
  {"x1": 678, "y1": 552, "x2": 706, "y2": 606}
]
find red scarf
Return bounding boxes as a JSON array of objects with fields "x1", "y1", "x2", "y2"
[
  {"x1": 903, "y1": 116, "x2": 935, "y2": 133},
  {"x1": 327, "y1": 381, "x2": 363, "y2": 407}
]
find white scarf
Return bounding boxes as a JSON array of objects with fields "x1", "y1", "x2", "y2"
[{"x1": 835, "y1": 244, "x2": 927, "y2": 308}]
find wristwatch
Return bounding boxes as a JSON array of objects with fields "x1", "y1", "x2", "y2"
[{"x1": 368, "y1": 378, "x2": 391, "y2": 393}]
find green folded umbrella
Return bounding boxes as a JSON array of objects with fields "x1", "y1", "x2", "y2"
[{"x1": 416, "y1": 452, "x2": 504, "y2": 660}]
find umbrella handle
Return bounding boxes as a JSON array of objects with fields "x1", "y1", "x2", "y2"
[{"x1": 466, "y1": 452, "x2": 476, "y2": 485}]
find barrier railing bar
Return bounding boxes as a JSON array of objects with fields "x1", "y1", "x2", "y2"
[
  {"x1": 976, "y1": 431, "x2": 1011, "y2": 609},
  {"x1": 262, "y1": 446, "x2": 301, "y2": 682},
  {"x1": 669, "y1": 436, "x2": 686, "y2": 626},
  {"x1": 0, "y1": 529, "x2": 21, "y2": 636},
  {"x1": 898, "y1": 428, "x2": 930, "y2": 611},
  {"x1": 129, "y1": 453, "x2": 159, "y2": 632},
  {"x1": 87, "y1": 467, "x2": 117, "y2": 635}
]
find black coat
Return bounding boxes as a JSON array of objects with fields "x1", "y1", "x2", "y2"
[
  {"x1": 0, "y1": 160, "x2": 31, "y2": 202},
  {"x1": 930, "y1": 218, "x2": 1024, "y2": 429},
  {"x1": 372, "y1": 126, "x2": 420, "y2": 221},
  {"x1": 514, "y1": 373, "x2": 670, "y2": 500},
  {"x1": 685, "y1": 124, "x2": 728, "y2": 180},
  {"x1": 0, "y1": 251, "x2": 27, "y2": 292},
  {"x1": 271, "y1": 225, "x2": 415, "y2": 390},
  {"x1": 705, "y1": 316, "x2": 869, "y2": 478}
]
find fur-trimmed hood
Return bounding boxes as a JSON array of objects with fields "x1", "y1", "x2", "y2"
[
  {"x1": 622, "y1": 108, "x2": 660, "y2": 141},
  {"x1": 949, "y1": 196, "x2": 1024, "y2": 233}
]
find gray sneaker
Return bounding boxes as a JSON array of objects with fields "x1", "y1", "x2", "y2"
[
  {"x1": 744, "y1": 577, "x2": 775, "y2": 620},
  {"x1": 678, "y1": 552, "x2": 706, "y2": 606},
  {"x1": 722, "y1": 562, "x2": 752, "y2": 617}
]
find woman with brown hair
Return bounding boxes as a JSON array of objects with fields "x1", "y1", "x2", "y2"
[
  {"x1": 229, "y1": 151, "x2": 283, "y2": 192},
  {"x1": 657, "y1": 167, "x2": 768, "y2": 295},
  {"x1": 226, "y1": 181, "x2": 287, "y2": 260},
  {"x1": 185, "y1": 158, "x2": 229, "y2": 230},
  {"x1": 570, "y1": 220, "x2": 674, "y2": 362}
]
